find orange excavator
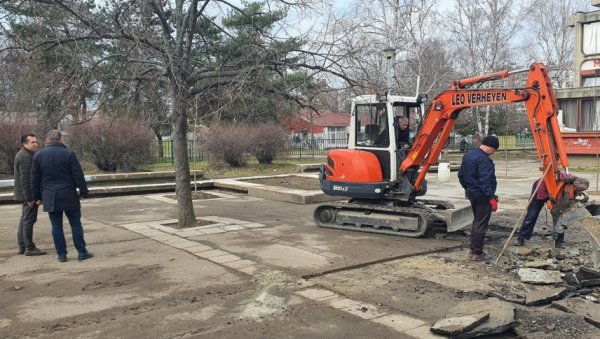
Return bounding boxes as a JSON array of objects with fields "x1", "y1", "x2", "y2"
[{"x1": 314, "y1": 63, "x2": 580, "y2": 237}]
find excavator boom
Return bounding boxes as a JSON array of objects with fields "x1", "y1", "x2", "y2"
[{"x1": 400, "y1": 63, "x2": 573, "y2": 209}]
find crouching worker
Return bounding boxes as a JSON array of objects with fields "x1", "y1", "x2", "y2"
[{"x1": 516, "y1": 173, "x2": 589, "y2": 248}]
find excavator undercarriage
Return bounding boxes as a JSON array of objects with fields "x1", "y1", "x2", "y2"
[{"x1": 314, "y1": 198, "x2": 473, "y2": 237}]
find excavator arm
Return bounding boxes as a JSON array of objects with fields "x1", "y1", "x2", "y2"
[{"x1": 400, "y1": 63, "x2": 573, "y2": 208}]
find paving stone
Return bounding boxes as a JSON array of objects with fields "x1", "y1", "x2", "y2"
[
  {"x1": 238, "y1": 265, "x2": 258, "y2": 275},
  {"x1": 120, "y1": 223, "x2": 151, "y2": 231},
  {"x1": 222, "y1": 224, "x2": 245, "y2": 231},
  {"x1": 200, "y1": 216, "x2": 242, "y2": 224},
  {"x1": 525, "y1": 287, "x2": 568, "y2": 306},
  {"x1": 371, "y1": 314, "x2": 426, "y2": 332},
  {"x1": 209, "y1": 254, "x2": 241, "y2": 264},
  {"x1": 445, "y1": 298, "x2": 516, "y2": 338},
  {"x1": 404, "y1": 324, "x2": 447, "y2": 339},
  {"x1": 178, "y1": 230, "x2": 207, "y2": 238},
  {"x1": 199, "y1": 227, "x2": 227, "y2": 234},
  {"x1": 243, "y1": 222, "x2": 266, "y2": 228},
  {"x1": 518, "y1": 268, "x2": 563, "y2": 284},
  {"x1": 169, "y1": 241, "x2": 200, "y2": 249},
  {"x1": 344, "y1": 304, "x2": 386, "y2": 320},
  {"x1": 147, "y1": 235, "x2": 173, "y2": 242},
  {"x1": 327, "y1": 297, "x2": 363, "y2": 311},
  {"x1": 296, "y1": 288, "x2": 339, "y2": 301},
  {"x1": 223, "y1": 259, "x2": 255, "y2": 269},
  {"x1": 186, "y1": 244, "x2": 213, "y2": 253},
  {"x1": 552, "y1": 297, "x2": 600, "y2": 328},
  {"x1": 430, "y1": 313, "x2": 490, "y2": 336},
  {"x1": 195, "y1": 249, "x2": 229, "y2": 258}
]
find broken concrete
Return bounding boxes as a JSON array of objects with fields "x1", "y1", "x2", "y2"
[
  {"x1": 552, "y1": 297, "x2": 600, "y2": 329},
  {"x1": 444, "y1": 298, "x2": 516, "y2": 338},
  {"x1": 525, "y1": 287, "x2": 568, "y2": 306},
  {"x1": 576, "y1": 267, "x2": 600, "y2": 287},
  {"x1": 524, "y1": 259, "x2": 554, "y2": 269},
  {"x1": 518, "y1": 268, "x2": 563, "y2": 285},
  {"x1": 515, "y1": 247, "x2": 535, "y2": 256},
  {"x1": 430, "y1": 313, "x2": 490, "y2": 336}
]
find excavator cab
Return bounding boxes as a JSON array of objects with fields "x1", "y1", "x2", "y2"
[{"x1": 320, "y1": 94, "x2": 426, "y2": 200}]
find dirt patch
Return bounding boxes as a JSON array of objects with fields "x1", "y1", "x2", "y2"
[
  {"x1": 162, "y1": 218, "x2": 215, "y2": 229},
  {"x1": 165, "y1": 192, "x2": 220, "y2": 200},
  {"x1": 241, "y1": 176, "x2": 320, "y2": 191}
]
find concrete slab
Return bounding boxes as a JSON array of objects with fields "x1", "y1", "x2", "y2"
[
  {"x1": 445, "y1": 298, "x2": 516, "y2": 338},
  {"x1": 552, "y1": 298, "x2": 600, "y2": 328},
  {"x1": 518, "y1": 268, "x2": 563, "y2": 285},
  {"x1": 525, "y1": 287, "x2": 568, "y2": 306},
  {"x1": 430, "y1": 313, "x2": 490, "y2": 336}
]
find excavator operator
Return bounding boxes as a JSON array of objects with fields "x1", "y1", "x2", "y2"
[{"x1": 396, "y1": 117, "x2": 410, "y2": 146}]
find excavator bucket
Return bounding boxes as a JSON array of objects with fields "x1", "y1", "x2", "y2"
[
  {"x1": 442, "y1": 204, "x2": 474, "y2": 233},
  {"x1": 559, "y1": 202, "x2": 600, "y2": 269}
]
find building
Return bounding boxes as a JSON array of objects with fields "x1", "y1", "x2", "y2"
[
  {"x1": 280, "y1": 109, "x2": 350, "y2": 149},
  {"x1": 556, "y1": 0, "x2": 600, "y2": 155}
]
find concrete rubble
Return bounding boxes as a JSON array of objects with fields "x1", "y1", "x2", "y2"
[
  {"x1": 434, "y1": 298, "x2": 517, "y2": 338},
  {"x1": 430, "y1": 313, "x2": 489, "y2": 336},
  {"x1": 552, "y1": 297, "x2": 600, "y2": 329},
  {"x1": 525, "y1": 287, "x2": 568, "y2": 306},
  {"x1": 518, "y1": 268, "x2": 563, "y2": 285}
]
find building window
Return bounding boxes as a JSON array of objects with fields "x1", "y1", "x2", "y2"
[
  {"x1": 558, "y1": 99, "x2": 577, "y2": 129},
  {"x1": 583, "y1": 22, "x2": 600, "y2": 55},
  {"x1": 581, "y1": 99, "x2": 600, "y2": 131},
  {"x1": 582, "y1": 77, "x2": 600, "y2": 86}
]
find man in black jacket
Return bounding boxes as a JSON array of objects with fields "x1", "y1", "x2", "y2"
[
  {"x1": 14, "y1": 133, "x2": 47, "y2": 256},
  {"x1": 31, "y1": 130, "x2": 93, "y2": 263},
  {"x1": 458, "y1": 135, "x2": 499, "y2": 261}
]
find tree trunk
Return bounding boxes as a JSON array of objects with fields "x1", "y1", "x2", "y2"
[{"x1": 170, "y1": 84, "x2": 196, "y2": 228}]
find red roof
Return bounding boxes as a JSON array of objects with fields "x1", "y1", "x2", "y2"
[{"x1": 280, "y1": 109, "x2": 350, "y2": 134}]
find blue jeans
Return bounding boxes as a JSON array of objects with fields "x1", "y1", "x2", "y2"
[
  {"x1": 518, "y1": 199, "x2": 546, "y2": 240},
  {"x1": 48, "y1": 209, "x2": 87, "y2": 257}
]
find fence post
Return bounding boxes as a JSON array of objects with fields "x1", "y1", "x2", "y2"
[{"x1": 171, "y1": 140, "x2": 174, "y2": 165}]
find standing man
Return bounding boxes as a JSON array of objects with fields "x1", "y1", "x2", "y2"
[
  {"x1": 31, "y1": 130, "x2": 93, "y2": 263},
  {"x1": 458, "y1": 135, "x2": 499, "y2": 261},
  {"x1": 14, "y1": 133, "x2": 47, "y2": 256}
]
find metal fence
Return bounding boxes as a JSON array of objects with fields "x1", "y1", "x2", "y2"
[{"x1": 153, "y1": 135, "x2": 536, "y2": 163}]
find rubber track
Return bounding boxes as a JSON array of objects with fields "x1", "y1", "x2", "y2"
[{"x1": 314, "y1": 201, "x2": 442, "y2": 238}]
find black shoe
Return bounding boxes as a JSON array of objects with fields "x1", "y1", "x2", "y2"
[
  {"x1": 78, "y1": 252, "x2": 94, "y2": 261},
  {"x1": 57, "y1": 255, "x2": 67, "y2": 262},
  {"x1": 25, "y1": 248, "x2": 47, "y2": 256},
  {"x1": 18, "y1": 248, "x2": 25, "y2": 255},
  {"x1": 471, "y1": 252, "x2": 493, "y2": 261},
  {"x1": 515, "y1": 237, "x2": 525, "y2": 246}
]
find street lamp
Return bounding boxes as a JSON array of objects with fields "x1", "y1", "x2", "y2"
[{"x1": 383, "y1": 47, "x2": 395, "y2": 97}]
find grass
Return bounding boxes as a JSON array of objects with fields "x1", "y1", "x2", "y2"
[{"x1": 148, "y1": 157, "x2": 324, "y2": 179}]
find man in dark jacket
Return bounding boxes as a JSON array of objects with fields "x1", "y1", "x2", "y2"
[
  {"x1": 458, "y1": 135, "x2": 499, "y2": 261},
  {"x1": 14, "y1": 133, "x2": 47, "y2": 256},
  {"x1": 31, "y1": 130, "x2": 93, "y2": 263}
]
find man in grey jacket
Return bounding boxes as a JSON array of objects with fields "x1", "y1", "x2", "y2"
[{"x1": 14, "y1": 133, "x2": 47, "y2": 256}]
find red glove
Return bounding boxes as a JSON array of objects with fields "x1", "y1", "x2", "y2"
[{"x1": 489, "y1": 198, "x2": 498, "y2": 212}]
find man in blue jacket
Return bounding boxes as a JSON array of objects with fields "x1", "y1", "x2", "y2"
[
  {"x1": 31, "y1": 130, "x2": 93, "y2": 263},
  {"x1": 458, "y1": 135, "x2": 499, "y2": 261}
]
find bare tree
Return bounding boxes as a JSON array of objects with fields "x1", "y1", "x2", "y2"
[
  {"x1": 444, "y1": 0, "x2": 529, "y2": 135},
  {"x1": 521, "y1": 0, "x2": 590, "y2": 88},
  {"x1": 0, "y1": 0, "x2": 354, "y2": 227}
]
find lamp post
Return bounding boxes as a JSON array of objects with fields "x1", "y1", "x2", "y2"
[{"x1": 383, "y1": 47, "x2": 395, "y2": 97}]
